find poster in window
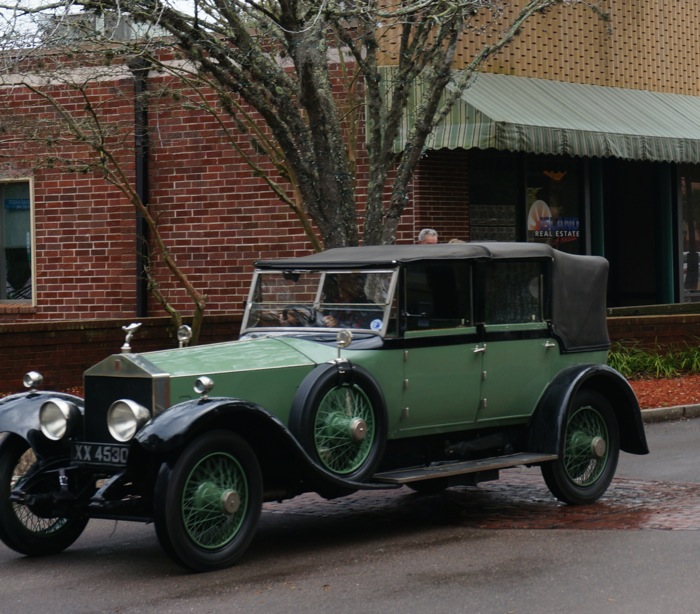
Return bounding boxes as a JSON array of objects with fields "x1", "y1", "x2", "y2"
[{"x1": 526, "y1": 163, "x2": 582, "y2": 254}]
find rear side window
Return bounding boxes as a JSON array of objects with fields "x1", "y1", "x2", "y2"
[{"x1": 480, "y1": 261, "x2": 546, "y2": 324}]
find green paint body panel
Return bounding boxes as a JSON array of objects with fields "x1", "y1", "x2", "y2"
[{"x1": 117, "y1": 328, "x2": 609, "y2": 440}]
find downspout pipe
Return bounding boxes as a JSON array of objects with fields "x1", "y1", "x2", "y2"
[{"x1": 128, "y1": 57, "x2": 150, "y2": 318}]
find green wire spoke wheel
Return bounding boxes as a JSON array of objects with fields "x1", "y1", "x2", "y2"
[
  {"x1": 154, "y1": 430, "x2": 262, "y2": 572},
  {"x1": 542, "y1": 390, "x2": 620, "y2": 505},
  {"x1": 313, "y1": 384, "x2": 376, "y2": 475},
  {"x1": 290, "y1": 363, "x2": 387, "y2": 482}
]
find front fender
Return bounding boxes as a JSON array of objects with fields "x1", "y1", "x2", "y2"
[
  {"x1": 134, "y1": 397, "x2": 395, "y2": 494},
  {"x1": 528, "y1": 364, "x2": 649, "y2": 456},
  {"x1": 0, "y1": 391, "x2": 84, "y2": 455}
]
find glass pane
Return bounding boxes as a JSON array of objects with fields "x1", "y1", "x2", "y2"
[
  {"x1": 405, "y1": 262, "x2": 472, "y2": 330},
  {"x1": 245, "y1": 270, "x2": 393, "y2": 332},
  {"x1": 319, "y1": 272, "x2": 388, "y2": 330},
  {"x1": 2, "y1": 182, "x2": 32, "y2": 301},
  {"x1": 483, "y1": 262, "x2": 544, "y2": 324},
  {"x1": 469, "y1": 150, "x2": 519, "y2": 242},
  {"x1": 681, "y1": 173, "x2": 700, "y2": 302},
  {"x1": 526, "y1": 158, "x2": 583, "y2": 254}
]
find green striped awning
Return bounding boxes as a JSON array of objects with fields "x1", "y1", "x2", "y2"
[{"x1": 399, "y1": 73, "x2": 700, "y2": 163}]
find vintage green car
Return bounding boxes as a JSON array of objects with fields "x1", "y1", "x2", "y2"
[{"x1": 0, "y1": 243, "x2": 648, "y2": 571}]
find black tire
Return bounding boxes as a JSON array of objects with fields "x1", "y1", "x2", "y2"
[
  {"x1": 289, "y1": 363, "x2": 387, "y2": 481},
  {"x1": 0, "y1": 435, "x2": 88, "y2": 556},
  {"x1": 153, "y1": 430, "x2": 263, "y2": 572},
  {"x1": 541, "y1": 390, "x2": 620, "y2": 505}
]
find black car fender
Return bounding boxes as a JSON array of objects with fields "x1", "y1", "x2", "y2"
[
  {"x1": 0, "y1": 391, "x2": 84, "y2": 457},
  {"x1": 528, "y1": 363, "x2": 649, "y2": 456},
  {"x1": 134, "y1": 396, "x2": 396, "y2": 494}
]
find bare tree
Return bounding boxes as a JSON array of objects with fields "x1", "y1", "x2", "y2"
[
  {"x1": 1, "y1": 0, "x2": 599, "y2": 251},
  {"x1": 0, "y1": 62, "x2": 208, "y2": 342}
]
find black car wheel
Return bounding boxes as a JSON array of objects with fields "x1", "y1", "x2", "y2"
[
  {"x1": 0, "y1": 435, "x2": 88, "y2": 556},
  {"x1": 541, "y1": 390, "x2": 620, "y2": 505},
  {"x1": 289, "y1": 363, "x2": 387, "y2": 481},
  {"x1": 153, "y1": 430, "x2": 263, "y2": 572}
]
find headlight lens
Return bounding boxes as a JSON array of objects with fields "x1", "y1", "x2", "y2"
[
  {"x1": 107, "y1": 399, "x2": 151, "y2": 442},
  {"x1": 39, "y1": 399, "x2": 79, "y2": 441}
]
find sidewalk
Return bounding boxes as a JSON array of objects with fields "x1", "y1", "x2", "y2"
[{"x1": 642, "y1": 404, "x2": 700, "y2": 423}]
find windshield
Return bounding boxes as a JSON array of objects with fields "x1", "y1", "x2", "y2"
[{"x1": 242, "y1": 269, "x2": 397, "y2": 334}]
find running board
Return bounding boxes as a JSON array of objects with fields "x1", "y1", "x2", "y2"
[{"x1": 373, "y1": 452, "x2": 558, "y2": 484}]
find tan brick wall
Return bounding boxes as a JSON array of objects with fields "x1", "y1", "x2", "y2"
[{"x1": 381, "y1": 1, "x2": 700, "y2": 95}]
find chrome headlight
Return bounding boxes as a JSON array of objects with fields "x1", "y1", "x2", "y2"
[
  {"x1": 107, "y1": 399, "x2": 151, "y2": 442},
  {"x1": 39, "y1": 399, "x2": 79, "y2": 441}
]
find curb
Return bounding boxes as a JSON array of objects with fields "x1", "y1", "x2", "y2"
[{"x1": 641, "y1": 404, "x2": 700, "y2": 423}]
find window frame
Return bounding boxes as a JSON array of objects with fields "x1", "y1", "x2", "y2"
[{"x1": 0, "y1": 178, "x2": 35, "y2": 305}]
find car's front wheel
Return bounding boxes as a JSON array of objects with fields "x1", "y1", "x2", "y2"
[
  {"x1": 0, "y1": 434, "x2": 88, "y2": 556},
  {"x1": 289, "y1": 363, "x2": 387, "y2": 481},
  {"x1": 153, "y1": 430, "x2": 263, "y2": 572},
  {"x1": 541, "y1": 390, "x2": 620, "y2": 505}
]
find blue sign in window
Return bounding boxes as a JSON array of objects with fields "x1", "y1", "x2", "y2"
[{"x1": 4, "y1": 198, "x2": 30, "y2": 210}]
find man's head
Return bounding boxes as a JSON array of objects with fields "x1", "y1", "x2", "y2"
[{"x1": 417, "y1": 228, "x2": 438, "y2": 244}]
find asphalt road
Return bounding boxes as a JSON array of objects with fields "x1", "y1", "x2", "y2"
[{"x1": 1, "y1": 419, "x2": 699, "y2": 613}]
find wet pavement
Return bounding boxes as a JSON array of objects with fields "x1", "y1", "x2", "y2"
[{"x1": 263, "y1": 467, "x2": 700, "y2": 532}]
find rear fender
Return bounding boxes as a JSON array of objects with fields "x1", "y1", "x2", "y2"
[{"x1": 528, "y1": 364, "x2": 649, "y2": 456}]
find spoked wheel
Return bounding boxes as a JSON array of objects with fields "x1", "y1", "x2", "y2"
[
  {"x1": 0, "y1": 435, "x2": 88, "y2": 556},
  {"x1": 290, "y1": 363, "x2": 387, "y2": 481},
  {"x1": 154, "y1": 431, "x2": 263, "y2": 572},
  {"x1": 542, "y1": 390, "x2": 620, "y2": 505}
]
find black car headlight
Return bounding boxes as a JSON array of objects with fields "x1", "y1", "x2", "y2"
[
  {"x1": 107, "y1": 399, "x2": 151, "y2": 442},
  {"x1": 39, "y1": 399, "x2": 80, "y2": 441}
]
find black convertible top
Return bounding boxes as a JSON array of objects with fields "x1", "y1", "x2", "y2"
[
  {"x1": 255, "y1": 243, "x2": 610, "y2": 352},
  {"x1": 255, "y1": 242, "x2": 549, "y2": 268}
]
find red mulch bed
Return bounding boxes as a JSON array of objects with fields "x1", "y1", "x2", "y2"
[{"x1": 629, "y1": 374, "x2": 700, "y2": 409}]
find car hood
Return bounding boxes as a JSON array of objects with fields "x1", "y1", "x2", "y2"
[{"x1": 138, "y1": 336, "x2": 331, "y2": 377}]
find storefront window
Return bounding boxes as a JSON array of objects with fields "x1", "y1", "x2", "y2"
[
  {"x1": 681, "y1": 171, "x2": 700, "y2": 302},
  {"x1": 525, "y1": 158, "x2": 583, "y2": 254},
  {"x1": 1, "y1": 181, "x2": 33, "y2": 301},
  {"x1": 468, "y1": 151, "x2": 520, "y2": 241}
]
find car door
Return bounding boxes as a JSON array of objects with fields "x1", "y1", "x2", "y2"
[
  {"x1": 398, "y1": 261, "x2": 483, "y2": 435},
  {"x1": 474, "y1": 259, "x2": 556, "y2": 424}
]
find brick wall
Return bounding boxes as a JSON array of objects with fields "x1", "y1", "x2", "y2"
[
  {"x1": 0, "y1": 315, "x2": 240, "y2": 394},
  {"x1": 1, "y1": 312, "x2": 697, "y2": 396},
  {"x1": 411, "y1": 150, "x2": 470, "y2": 243},
  {"x1": 3, "y1": 2, "x2": 700, "y2": 326},
  {"x1": 608, "y1": 314, "x2": 700, "y2": 350}
]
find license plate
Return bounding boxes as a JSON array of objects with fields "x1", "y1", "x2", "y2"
[{"x1": 72, "y1": 442, "x2": 129, "y2": 467}]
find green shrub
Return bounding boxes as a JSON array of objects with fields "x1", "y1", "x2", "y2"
[{"x1": 608, "y1": 340, "x2": 700, "y2": 379}]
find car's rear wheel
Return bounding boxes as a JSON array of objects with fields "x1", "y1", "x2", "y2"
[
  {"x1": 289, "y1": 363, "x2": 387, "y2": 481},
  {"x1": 541, "y1": 390, "x2": 620, "y2": 505},
  {"x1": 153, "y1": 430, "x2": 262, "y2": 572},
  {"x1": 0, "y1": 435, "x2": 88, "y2": 556}
]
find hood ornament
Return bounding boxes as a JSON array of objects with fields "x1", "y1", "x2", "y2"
[{"x1": 121, "y1": 322, "x2": 142, "y2": 353}]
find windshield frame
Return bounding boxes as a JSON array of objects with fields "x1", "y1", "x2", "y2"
[{"x1": 241, "y1": 268, "x2": 399, "y2": 336}]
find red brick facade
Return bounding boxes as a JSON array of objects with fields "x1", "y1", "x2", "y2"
[{"x1": 1, "y1": 62, "x2": 469, "y2": 324}]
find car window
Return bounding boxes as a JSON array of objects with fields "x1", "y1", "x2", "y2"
[
  {"x1": 481, "y1": 261, "x2": 545, "y2": 324},
  {"x1": 243, "y1": 269, "x2": 395, "y2": 332},
  {"x1": 404, "y1": 262, "x2": 472, "y2": 330}
]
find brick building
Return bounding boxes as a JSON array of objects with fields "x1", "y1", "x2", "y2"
[{"x1": 3, "y1": 0, "x2": 700, "y2": 325}]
